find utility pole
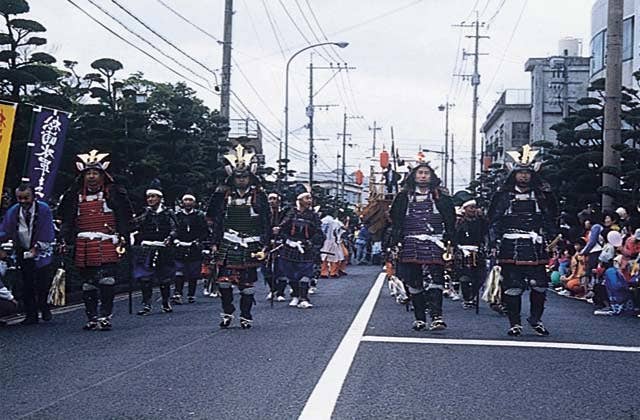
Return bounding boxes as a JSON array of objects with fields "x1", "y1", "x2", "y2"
[
  {"x1": 308, "y1": 57, "x2": 314, "y2": 188},
  {"x1": 341, "y1": 111, "x2": 348, "y2": 201},
  {"x1": 602, "y1": 0, "x2": 623, "y2": 211},
  {"x1": 337, "y1": 111, "x2": 362, "y2": 202},
  {"x1": 220, "y1": 0, "x2": 233, "y2": 120},
  {"x1": 307, "y1": 59, "x2": 345, "y2": 188},
  {"x1": 369, "y1": 121, "x2": 382, "y2": 157},
  {"x1": 454, "y1": 13, "x2": 488, "y2": 182},
  {"x1": 450, "y1": 133, "x2": 455, "y2": 193}
]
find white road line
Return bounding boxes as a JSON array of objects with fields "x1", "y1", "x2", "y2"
[
  {"x1": 299, "y1": 272, "x2": 386, "y2": 420},
  {"x1": 361, "y1": 336, "x2": 640, "y2": 353}
]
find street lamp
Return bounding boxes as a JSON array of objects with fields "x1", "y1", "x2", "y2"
[{"x1": 283, "y1": 41, "x2": 349, "y2": 180}]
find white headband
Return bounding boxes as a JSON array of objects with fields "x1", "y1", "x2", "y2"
[
  {"x1": 182, "y1": 194, "x2": 196, "y2": 201},
  {"x1": 268, "y1": 193, "x2": 280, "y2": 199},
  {"x1": 461, "y1": 199, "x2": 476, "y2": 209},
  {"x1": 146, "y1": 189, "x2": 163, "y2": 197},
  {"x1": 297, "y1": 192, "x2": 311, "y2": 200}
]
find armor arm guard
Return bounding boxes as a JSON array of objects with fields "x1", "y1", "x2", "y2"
[
  {"x1": 435, "y1": 191, "x2": 457, "y2": 245},
  {"x1": 388, "y1": 192, "x2": 408, "y2": 246},
  {"x1": 206, "y1": 190, "x2": 226, "y2": 245},
  {"x1": 277, "y1": 208, "x2": 295, "y2": 241},
  {"x1": 310, "y1": 213, "x2": 325, "y2": 247},
  {"x1": 537, "y1": 189, "x2": 560, "y2": 238},
  {"x1": 167, "y1": 210, "x2": 178, "y2": 241},
  {"x1": 196, "y1": 211, "x2": 209, "y2": 242},
  {"x1": 109, "y1": 184, "x2": 134, "y2": 237},
  {"x1": 254, "y1": 190, "x2": 271, "y2": 245},
  {"x1": 487, "y1": 191, "x2": 509, "y2": 248}
]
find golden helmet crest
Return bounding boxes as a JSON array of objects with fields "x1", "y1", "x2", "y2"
[{"x1": 76, "y1": 149, "x2": 110, "y2": 172}]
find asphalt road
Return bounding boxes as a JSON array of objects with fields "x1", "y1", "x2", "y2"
[{"x1": 1, "y1": 265, "x2": 639, "y2": 420}]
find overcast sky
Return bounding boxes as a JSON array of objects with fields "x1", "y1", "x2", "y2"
[{"x1": 30, "y1": 0, "x2": 593, "y2": 190}]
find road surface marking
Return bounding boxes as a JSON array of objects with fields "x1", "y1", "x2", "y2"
[
  {"x1": 299, "y1": 272, "x2": 386, "y2": 420},
  {"x1": 361, "y1": 335, "x2": 640, "y2": 353}
]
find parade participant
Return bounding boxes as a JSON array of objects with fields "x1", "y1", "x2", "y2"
[
  {"x1": 58, "y1": 151, "x2": 132, "y2": 330},
  {"x1": 488, "y1": 145, "x2": 558, "y2": 337},
  {"x1": 274, "y1": 185, "x2": 324, "y2": 309},
  {"x1": 266, "y1": 192, "x2": 285, "y2": 301},
  {"x1": 171, "y1": 194, "x2": 208, "y2": 304},
  {"x1": 454, "y1": 195, "x2": 486, "y2": 309},
  {"x1": 207, "y1": 145, "x2": 270, "y2": 329},
  {"x1": 389, "y1": 159, "x2": 456, "y2": 331},
  {"x1": 131, "y1": 186, "x2": 176, "y2": 316},
  {"x1": 319, "y1": 210, "x2": 344, "y2": 278},
  {"x1": 0, "y1": 183, "x2": 55, "y2": 325}
]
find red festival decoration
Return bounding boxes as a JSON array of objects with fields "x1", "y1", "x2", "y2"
[{"x1": 379, "y1": 149, "x2": 389, "y2": 169}]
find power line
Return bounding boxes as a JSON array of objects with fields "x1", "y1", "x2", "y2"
[
  {"x1": 109, "y1": 0, "x2": 218, "y2": 77},
  {"x1": 486, "y1": 0, "x2": 507, "y2": 27},
  {"x1": 329, "y1": 0, "x2": 425, "y2": 36},
  {"x1": 481, "y1": 0, "x2": 528, "y2": 101},
  {"x1": 261, "y1": 0, "x2": 288, "y2": 61},
  {"x1": 293, "y1": 0, "x2": 339, "y2": 63},
  {"x1": 154, "y1": 0, "x2": 221, "y2": 43},
  {"x1": 64, "y1": 0, "x2": 217, "y2": 95},
  {"x1": 303, "y1": 0, "x2": 347, "y2": 62},
  {"x1": 277, "y1": 0, "x2": 332, "y2": 64},
  {"x1": 85, "y1": 0, "x2": 209, "y2": 85}
]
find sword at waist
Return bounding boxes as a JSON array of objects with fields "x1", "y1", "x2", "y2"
[
  {"x1": 502, "y1": 231, "x2": 543, "y2": 244},
  {"x1": 458, "y1": 245, "x2": 479, "y2": 257},
  {"x1": 406, "y1": 234, "x2": 445, "y2": 249},
  {"x1": 285, "y1": 239, "x2": 305, "y2": 254},
  {"x1": 140, "y1": 240, "x2": 166, "y2": 248},
  {"x1": 77, "y1": 232, "x2": 119, "y2": 244},
  {"x1": 223, "y1": 231, "x2": 261, "y2": 248},
  {"x1": 174, "y1": 240, "x2": 195, "y2": 247}
]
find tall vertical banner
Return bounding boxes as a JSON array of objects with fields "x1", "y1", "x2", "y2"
[
  {"x1": 26, "y1": 108, "x2": 71, "y2": 200},
  {"x1": 0, "y1": 102, "x2": 18, "y2": 196}
]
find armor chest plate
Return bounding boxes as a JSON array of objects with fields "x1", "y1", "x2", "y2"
[
  {"x1": 77, "y1": 196, "x2": 116, "y2": 233},
  {"x1": 224, "y1": 195, "x2": 261, "y2": 235},
  {"x1": 402, "y1": 193, "x2": 444, "y2": 236}
]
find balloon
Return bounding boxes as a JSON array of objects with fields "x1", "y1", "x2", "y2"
[
  {"x1": 607, "y1": 230, "x2": 623, "y2": 247},
  {"x1": 550, "y1": 271, "x2": 561, "y2": 285}
]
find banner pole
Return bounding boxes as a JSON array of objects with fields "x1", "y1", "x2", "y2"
[{"x1": 20, "y1": 106, "x2": 40, "y2": 182}]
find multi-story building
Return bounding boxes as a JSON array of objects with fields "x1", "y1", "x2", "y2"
[
  {"x1": 480, "y1": 89, "x2": 531, "y2": 168},
  {"x1": 591, "y1": 0, "x2": 636, "y2": 86},
  {"x1": 481, "y1": 38, "x2": 591, "y2": 167},
  {"x1": 525, "y1": 47, "x2": 591, "y2": 142}
]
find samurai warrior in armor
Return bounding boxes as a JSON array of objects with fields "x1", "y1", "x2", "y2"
[
  {"x1": 453, "y1": 196, "x2": 487, "y2": 309},
  {"x1": 265, "y1": 192, "x2": 285, "y2": 301},
  {"x1": 207, "y1": 145, "x2": 270, "y2": 329},
  {"x1": 58, "y1": 150, "x2": 133, "y2": 331},
  {"x1": 171, "y1": 194, "x2": 208, "y2": 305},
  {"x1": 488, "y1": 145, "x2": 559, "y2": 337},
  {"x1": 389, "y1": 160, "x2": 456, "y2": 331},
  {"x1": 274, "y1": 186, "x2": 324, "y2": 309},
  {"x1": 131, "y1": 186, "x2": 177, "y2": 316}
]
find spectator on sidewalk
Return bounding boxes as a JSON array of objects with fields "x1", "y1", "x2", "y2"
[
  {"x1": 354, "y1": 224, "x2": 371, "y2": 265},
  {"x1": 0, "y1": 184, "x2": 55, "y2": 325}
]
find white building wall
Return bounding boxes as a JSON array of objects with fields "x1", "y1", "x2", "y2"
[{"x1": 590, "y1": 0, "x2": 637, "y2": 86}]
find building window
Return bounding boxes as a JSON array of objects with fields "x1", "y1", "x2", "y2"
[
  {"x1": 591, "y1": 29, "x2": 605, "y2": 74},
  {"x1": 511, "y1": 122, "x2": 530, "y2": 147},
  {"x1": 623, "y1": 17, "x2": 634, "y2": 61}
]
